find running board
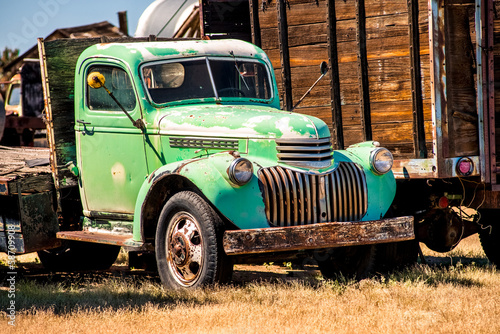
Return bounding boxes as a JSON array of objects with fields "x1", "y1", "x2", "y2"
[
  {"x1": 223, "y1": 216, "x2": 414, "y2": 255},
  {"x1": 57, "y1": 231, "x2": 149, "y2": 250}
]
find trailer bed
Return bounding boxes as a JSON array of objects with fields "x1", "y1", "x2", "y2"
[{"x1": 0, "y1": 146, "x2": 52, "y2": 195}]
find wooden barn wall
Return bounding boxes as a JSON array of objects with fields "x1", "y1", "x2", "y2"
[{"x1": 256, "y1": 0, "x2": 433, "y2": 158}]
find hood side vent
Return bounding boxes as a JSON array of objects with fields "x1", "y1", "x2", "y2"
[{"x1": 169, "y1": 137, "x2": 239, "y2": 150}]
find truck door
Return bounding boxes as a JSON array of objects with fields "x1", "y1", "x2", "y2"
[{"x1": 76, "y1": 63, "x2": 147, "y2": 217}]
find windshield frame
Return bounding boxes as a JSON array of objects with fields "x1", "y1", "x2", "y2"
[{"x1": 140, "y1": 56, "x2": 274, "y2": 107}]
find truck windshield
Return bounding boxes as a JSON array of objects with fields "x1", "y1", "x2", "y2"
[{"x1": 142, "y1": 58, "x2": 272, "y2": 104}]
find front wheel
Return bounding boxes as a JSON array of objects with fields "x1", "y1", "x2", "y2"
[{"x1": 155, "y1": 191, "x2": 232, "y2": 289}]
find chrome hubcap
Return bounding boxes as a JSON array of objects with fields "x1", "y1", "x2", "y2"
[{"x1": 166, "y1": 212, "x2": 203, "y2": 286}]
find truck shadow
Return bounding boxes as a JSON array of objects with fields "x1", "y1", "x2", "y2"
[{"x1": 0, "y1": 255, "x2": 495, "y2": 314}]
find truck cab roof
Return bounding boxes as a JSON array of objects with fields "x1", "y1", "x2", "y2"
[{"x1": 76, "y1": 39, "x2": 271, "y2": 70}]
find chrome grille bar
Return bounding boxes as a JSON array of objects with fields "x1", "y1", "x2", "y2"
[
  {"x1": 275, "y1": 138, "x2": 333, "y2": 169},
  {"x1": 285, "y1": 168, "x2": 299, "y2": 225},
  {"x1": 258, "y1": 162, "x2": 368, "y2": 227}
]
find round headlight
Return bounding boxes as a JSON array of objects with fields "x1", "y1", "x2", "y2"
[
  {"x1": 370, "y1": 148, "x2": 393, "y2": 175},
  {"x1": 228, "y1": 158, "x2": 253, "y2": 185}
]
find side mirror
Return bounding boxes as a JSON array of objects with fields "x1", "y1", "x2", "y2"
[
  {"x1": 320, "y1": 61, "x2": 328, "y2": 76},
  {"x1": 291, "y1": 61, "x2": 329, "y2": 111},
  {"x1": 87, "y1": 71, "x2": 106, "y2": 89}
]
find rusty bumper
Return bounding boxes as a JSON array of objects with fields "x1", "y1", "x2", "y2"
[{"x1": 223, "y1": 216, "x2": 414, "y2": 255}]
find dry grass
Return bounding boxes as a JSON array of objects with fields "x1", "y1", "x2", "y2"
[{"x1": 1, "y1": 235, "x2": 499, "y2": 334}]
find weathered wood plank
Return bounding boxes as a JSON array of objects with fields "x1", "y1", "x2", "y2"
[
  {"x1": 294, "y1": 106, "x2": 333, "y2": 124},
  {"x1": 57, "y1": 230, "x2": 133, "y2": 246},
  {"x1": 341, "y1": 100, "x2": 432, "y2": 126},
  {"x1": 262, "y1": 10, "x2": 428, "y2": 50},
  {"x1": 288, "y1": 73, "x2": 430, "y2": 107},
  {"x1": 266, "y1": 33, "x2": 429, "y2": 69},
  {"x1": 0, "y1": 174, "x2": 54, "y2": 195},
  {"x1": 259, "y1": 0, "x2": 426, "y2": 28},
  {"x1": 343, "y1": 120, "x2": 433, "y2": 146},
  {"x1": 0, "y1": 146, "x2": 50, "y2": 176},
  {"x1": 223, "y1": 216, "x2": 414, "y2": 255},
  {"x1": 288, "y1": 58, "x2": 430, "y2": 88},
  {"x1": 444, "y1": 3, "x2": 479, "y2": 157}
]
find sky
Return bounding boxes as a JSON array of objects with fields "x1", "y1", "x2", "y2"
[{"x1": 0, "y1": 0, "x2": 154, "y2": 56}]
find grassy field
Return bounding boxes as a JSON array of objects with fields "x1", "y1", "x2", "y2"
[{"x1": 0, "y1": 235, "x2": 498, "y2": 334}]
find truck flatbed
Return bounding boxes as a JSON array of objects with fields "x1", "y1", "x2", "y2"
[{"x1": 0, "y1": 145, "x2": 52, "y2": 195}]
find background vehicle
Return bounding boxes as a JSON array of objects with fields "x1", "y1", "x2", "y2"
[{"x1": 0, "y1": 60, "x2": 45, "y2": 146}]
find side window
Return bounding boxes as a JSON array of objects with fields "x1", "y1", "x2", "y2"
[
  {"x1": 87, "y1": 65, "x2": 136, "y2": 111},
  {"x1": 7, "y1": 84, "x2": 21, "y2": 106}
]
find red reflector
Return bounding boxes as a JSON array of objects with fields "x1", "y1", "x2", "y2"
[
  {"x1": 438, "y1": 196, "x2": 449, "y2": 208},
  {"x1": 456, "y1": 157, "x2": 473, "y2": 176}
]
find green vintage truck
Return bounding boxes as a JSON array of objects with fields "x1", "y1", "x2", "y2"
[{"x1": 0, "y1": 37, "x2": 413, "y2": 289}]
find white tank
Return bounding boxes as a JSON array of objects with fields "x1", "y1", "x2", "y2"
[{"x1": 135, "y1": 0, "x2": 199, "y2": 38}]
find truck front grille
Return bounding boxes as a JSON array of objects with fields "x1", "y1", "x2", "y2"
[
  {"x1": 258, "y1": 162, "x2": 368, "y2": 227},
  {"x1": 275, "y1": 137, "x2": 333, "y2": 169}
]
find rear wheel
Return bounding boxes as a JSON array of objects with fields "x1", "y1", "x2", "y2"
[
  {"x1": 155, "y1": 191, "x2": 232, "y2": 289},
  {"x1": 38, "y1": 241, "x2": 120, "y2": 271},
  {"x1": 478, "y1": 210, "x2": 500, "y2": 265},
  {"x1": 315, "y1": 245, "x2": 376, "y2": 280}
]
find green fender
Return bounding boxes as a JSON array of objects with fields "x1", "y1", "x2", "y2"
[{"x1": 132, "y1": 152, "x2": 269, "y2": 242}]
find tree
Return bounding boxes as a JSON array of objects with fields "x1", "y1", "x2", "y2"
[{"x1": 0, "y1": 47, "x2": 20, "y2": 76}]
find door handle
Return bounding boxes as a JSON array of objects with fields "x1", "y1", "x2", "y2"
[{"x1": 76, "y1": 119, "x2": 93, "y2": 135}]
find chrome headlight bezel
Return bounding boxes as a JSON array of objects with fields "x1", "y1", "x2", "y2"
[
  {"x1": 370, "y1": 147, "x2": 393, "y2": 175},
  {"x1": 228, "y1": 158, "x2": 254, "y2": 185}
]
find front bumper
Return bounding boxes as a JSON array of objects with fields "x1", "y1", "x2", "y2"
[{"x1": 223, "y1": 216, "x2": 414, "y2": 255}]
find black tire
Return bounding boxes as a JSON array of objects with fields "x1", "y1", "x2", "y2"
[
  {"x1": 315, "y1": 245, "x2": 376, "y2": 280},
  {"x1": 477, "y1": 210, "x2": 500, "y2": 266},
  {"x1": 375, "y1": 240, "x2": 419, "y2": 272},
  {"x1": 479, "y1": 226, "x2": 500, "y2": 266},
  {"x1": 155, "y1": 191, "x2": 232, "y2": 289},
  {"x1": 38, "y1": 241, "x2": 120, "y2": 271}
]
